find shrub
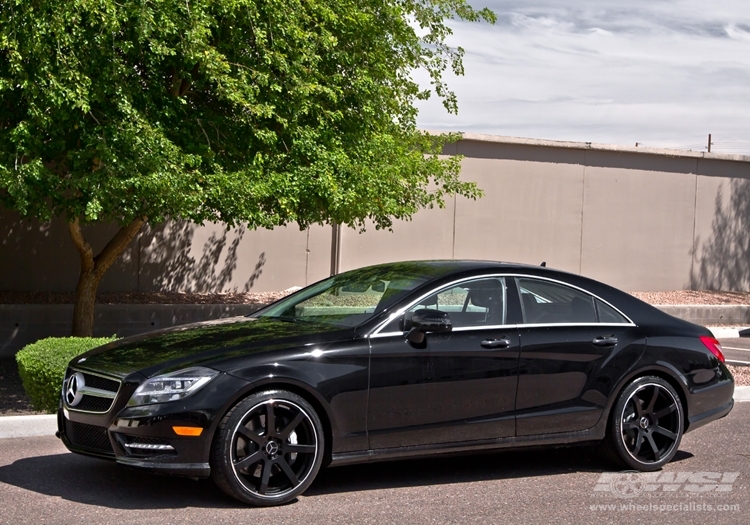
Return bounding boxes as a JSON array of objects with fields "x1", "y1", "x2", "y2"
[{"x1": 16, "y1": 337, "x2": 118, "y2": 413}]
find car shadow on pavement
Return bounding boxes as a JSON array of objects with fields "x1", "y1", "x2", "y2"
[
  {"x1": 0, "y1": 445, "x2": 694, "y2": 509},
  {"x1": 0, "y1": 453, "x2": 239, "y2": 509},
  {"x1": 307, "y1": 446, "x2": 693, "y2": 497}
]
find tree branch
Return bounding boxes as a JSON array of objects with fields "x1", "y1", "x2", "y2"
[
  {"x1": 68, "y1": 216, "x2": 95, "y2": 274},
  {"x1": 93, "y1": 217, "x2": 147, "y2": 279}
]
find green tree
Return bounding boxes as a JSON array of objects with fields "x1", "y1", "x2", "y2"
[{"x1": 0, "y1": 0, "x2": 493, "y2": 336}]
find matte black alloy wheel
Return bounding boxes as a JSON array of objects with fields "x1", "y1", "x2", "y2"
[
  {"x1": 606, "y1": 376, "x2": 683, "y2": 471},
  {"x1": 212, "y1": 391, "x2": 324, "y2": 506}
]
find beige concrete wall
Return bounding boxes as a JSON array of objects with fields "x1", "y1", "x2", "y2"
[
  {"x1": 2, "y1": 135, "x2": 749, "y2": 293},
  {"x1": 137, "y1": 221, "x2": 314, "y2": 292},
  {"x1": 0, "y1": 210, "x2": 138, "y2": 292},
  {"x1": 339, "y1": 203, "x2": 456, "y2": 272},
  {"x1": 0, "y1": 214, "x2": 328, "y2": 293},
  {"x1": 691, "y1": 159, "x2": 750, "y2": 292},
  {"x1": 579, "y1": 158, "x2": 698, "y2": 291},
  {"x1": 453, "y1": 155, "x2": 585, "y2": 274}
]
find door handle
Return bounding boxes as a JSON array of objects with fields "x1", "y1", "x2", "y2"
[
  {"x1": 481, "y1": 338, "x2": 511, "y2": 349},
  {"x1": 592, "y1": 336, "x2": 618, "y2": 347}
]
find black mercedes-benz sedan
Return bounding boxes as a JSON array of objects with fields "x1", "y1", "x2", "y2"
[{"x1": 57, "y1": 261, "x2": 734, "y2": 506}]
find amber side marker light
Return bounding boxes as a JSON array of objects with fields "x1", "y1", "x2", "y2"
[{"x1": 173, "y1": 426, "x2": 204, "y2": 436}]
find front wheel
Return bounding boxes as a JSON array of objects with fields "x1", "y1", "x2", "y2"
[
  {"x1": 211, "y1": 390, "x2": 324, "y2": 506},
  {"x1": 604, "y1": 376, "x2": 684, "y2": 471}
]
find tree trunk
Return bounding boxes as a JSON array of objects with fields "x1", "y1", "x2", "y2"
[{"x1": 68, "y1": 216, "x2": 146, "y2": 337}]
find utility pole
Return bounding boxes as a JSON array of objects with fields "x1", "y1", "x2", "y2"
[
  {"x1": 330, "y1": 223, "x2": 341, "y2": 276},
  {"x1": 707, "y1": 133, "x2": 712, "y2": 153}
]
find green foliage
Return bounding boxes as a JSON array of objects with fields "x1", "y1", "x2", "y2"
[
  {"x1": 0, "y1": 0, "x2": 491, "y2": 231},
  {"x1": 15, "y1": 336, "x2": 117, "y2": 413}
]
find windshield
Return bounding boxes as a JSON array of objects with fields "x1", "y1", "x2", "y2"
[{"x1": 257, "y1": 262, "x2": 458, "y2": 327}]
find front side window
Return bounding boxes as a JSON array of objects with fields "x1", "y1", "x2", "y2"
[
  {"x1": 405, "y1": 277, "x2": 507, "y2": 328},
  {"x1": 517, "y1": 278, "x2": 627, "y2": 324}
]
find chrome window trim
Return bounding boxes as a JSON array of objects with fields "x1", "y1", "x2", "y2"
[
  {"x1": 370, "y1": 322, "x2": 633, "y2": 339},
  {"x1": 518, "y1": 322, "x2": 635, "y2": 329},
  {"x1": 370, "y1": 324, "x2": 518, "y2": 339},
  {"x1": 368, "y1": 273, "x2": 634, "y2": 337},
  {"x1": 370, "y1": 331, "x2": 406, "y2": 339}
]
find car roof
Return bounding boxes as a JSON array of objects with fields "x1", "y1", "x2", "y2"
[
  {"x1": 365, "y1": 260, "x2": 589, "y2": 284},
  {"x1": 365, "y1": 259, "x2": 544, "y2": 272},
  {"x1": 361, "y1": 260, "x2": 703, "y2": 333}
]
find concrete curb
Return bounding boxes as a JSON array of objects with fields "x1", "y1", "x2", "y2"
[
  {"x1": 708, "y1": 327, "x2": 749, "y2": 339},
  {"x1": 2, "y1": 387, "x2": 750, "y2": 439},
  {"x1": 657, "y1": 305, "x2": 750, "y2": 326},
  {"x1": 0, "y1": 414, "x2": 56, "y2": 439},
  {"x1": 734, "y1": 386, "x2": 750, "y2": 403}
]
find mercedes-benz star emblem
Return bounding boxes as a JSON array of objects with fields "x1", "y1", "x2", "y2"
[
  {"x1": 265, "y1": 441, "x2": 279, "y2": 456},
  {"x1": 65, "y1": 372, "x2": 86, "y2": 407}
]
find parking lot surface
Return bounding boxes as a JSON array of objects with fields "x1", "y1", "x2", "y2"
[
  {"x1": 0, "y1": 404, "x2": 747, "y2": 525},
  {"x1": 720, "y1": 337, "x2": 750, "y2": 366}
]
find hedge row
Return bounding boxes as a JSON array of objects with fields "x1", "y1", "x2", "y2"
[{"x1": 16, "y1": 337, "x2": 118, "y2": 413}]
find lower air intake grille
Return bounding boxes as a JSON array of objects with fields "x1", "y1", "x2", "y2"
[{"x1": 66, "y1": 420, "x2": 114, "y2": 455}]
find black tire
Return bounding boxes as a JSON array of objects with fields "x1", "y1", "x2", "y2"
[
  {"x1": 211, "y1": 390, "x2": 324, "y2": 506},
  {"x1": 603, "y1": 376, "x2": 683, "y2": 471}
]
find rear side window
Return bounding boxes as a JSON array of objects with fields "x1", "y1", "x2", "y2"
[
  {"x1": 596, "y1": 299, "x2": 629, "y2": 324},
  {"x1": 517, "y1": 278, "x2": 599, "y2": 324}
]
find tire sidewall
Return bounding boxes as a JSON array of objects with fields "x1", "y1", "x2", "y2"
[
  {"x1": 212, "y1": 390, "x2": 325, "y2": 506},
  {"x1": 610, "y1": 376, "x2": 683, "y2": 471}
]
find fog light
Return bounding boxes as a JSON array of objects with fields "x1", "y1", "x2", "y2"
[
  {"x1": 173, "y1": 426, "x2": 203, "y2": 436},
  {"x1": 124, "y1": 443, "x2": 175, "y2": 451}
]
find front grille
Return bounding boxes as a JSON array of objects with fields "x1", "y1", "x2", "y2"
[
  {"x1": 63, "y1": 368, "x2": 121, "y2": 414},
  {"x1": 66, "y1": 420, "x2": 114, "y2": 455},
  {"x1": 75, "y1": 396, "x2": 114, "y2": 412},
  {"x1": 80, "y1": 373, "x2": 120, "y2": 392}
]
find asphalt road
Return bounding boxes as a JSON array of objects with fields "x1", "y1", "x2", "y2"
[
  {"x1": 0, "y1": 404, "x2": 747, "y2": 525},
  {"x1": 720, "y1": 337, "x2": 750, "y2": 366}
]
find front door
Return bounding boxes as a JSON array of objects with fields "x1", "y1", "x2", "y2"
[{"x1": 366, "y1": 277, "x2": 520, "y2": 449}]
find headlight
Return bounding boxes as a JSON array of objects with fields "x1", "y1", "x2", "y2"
[{"x1": 128, "y1": 367, "x2": 219, "y2": 406}]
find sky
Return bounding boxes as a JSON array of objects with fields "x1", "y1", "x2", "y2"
[{"x1": 414, "y1": 0, "x2": 750, "y2": 155}]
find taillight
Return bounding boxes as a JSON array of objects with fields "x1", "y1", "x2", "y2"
[{"x1": 699, "y1": 335, "x2": 725, "y2": 363}]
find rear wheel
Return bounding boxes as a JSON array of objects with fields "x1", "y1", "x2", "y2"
[
  {"x1": 604, "y1": 376, "x2": 683, "y2": 471},
  {"x1": 211, "y1": 390, "x2": 324, "y2": 506}
]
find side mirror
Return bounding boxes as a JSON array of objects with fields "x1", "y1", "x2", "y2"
[{"x1": 405, "y1": 309, "x2": 452, "y2": 344}]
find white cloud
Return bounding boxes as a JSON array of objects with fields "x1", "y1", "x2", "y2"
[{"x1": 415, "y1": 0, "x2": 750, "y2": 154}]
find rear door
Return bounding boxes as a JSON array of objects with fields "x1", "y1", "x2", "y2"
[{"x1": 513, "y1": 277, "x2": 646, "y2": 436}]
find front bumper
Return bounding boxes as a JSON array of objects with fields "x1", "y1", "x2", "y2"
[{"x1": 58, "y1": 371, "x2": 250, "y2": 478}]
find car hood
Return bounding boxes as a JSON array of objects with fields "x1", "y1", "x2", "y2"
[{"x1": 71, "y1": 316, "x2": 355, "y2": 379}]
